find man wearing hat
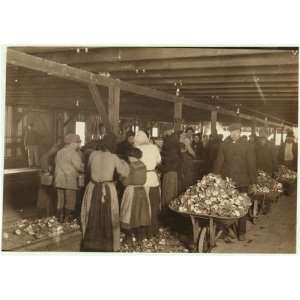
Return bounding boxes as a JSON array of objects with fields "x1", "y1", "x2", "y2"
[
  {"x1": 278, "y1": 130, "x2": 297, "y2": 171},
  {"x1": 54, "y1": 133, "x2": 84, "y2": 222},
  {"x1": 214, "y1": 123, "x2": 256, "y2": 241},
  {"x1": 255, "y1": 131, "x2": 278, "y2": 176}
]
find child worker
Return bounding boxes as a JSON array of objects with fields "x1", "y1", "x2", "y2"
[{"x1": 120, "y1": 147, "x2": 151, "y2": 244}]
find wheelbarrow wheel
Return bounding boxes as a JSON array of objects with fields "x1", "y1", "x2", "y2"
[
  {"x1": 198, "y1": 227, "x2": 208, "y2": 253},
  {"x1": 249, "y1": 199, "x2": 258, "y2": 224}
]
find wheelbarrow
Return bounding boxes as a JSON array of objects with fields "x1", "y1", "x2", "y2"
[
  {"x1": 281, "y1": 180, "x2": 296, "y2": 196},
  {"x1": 169, "y1": 207, "x2": 246, "y2": 253},
  {"x1": 248, "y1": 191, "x2": 281, "y2": 223}
]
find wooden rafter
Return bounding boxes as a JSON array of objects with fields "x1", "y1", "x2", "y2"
[
  {"x1": 77, "y1": 52, "x2": 298, "y2": 72},
  {"x1": 6, "y1": 49, "x2": 295, "y2": 128},
  {"x1": 30, "y1": 48, "x2": 293, "y2": 65},
  {"x1": 109, "y1": 65, "x2": 299, "y2": 79}
]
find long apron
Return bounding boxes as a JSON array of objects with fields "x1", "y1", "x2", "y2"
[
  {"x1": 120, "y1": 185, "x2": 151, "y2": 230},
  {"x1": 81, "y1": 180, "x2": 120, "y2": 252}
]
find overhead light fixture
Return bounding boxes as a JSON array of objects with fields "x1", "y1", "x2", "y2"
[
  {"x1": 253, "y1": 76, "x2": 259, "y2": 82},
  {"x1": 174, "y1": 80, "x2": 183, "y2": 87},
  {"x1": 291, "y1": 50, "x2": 298, "y2": 56}
]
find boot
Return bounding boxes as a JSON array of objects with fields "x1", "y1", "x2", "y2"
[{"x1": 56, "y1": 208, "x2": 64, "y2": 223}]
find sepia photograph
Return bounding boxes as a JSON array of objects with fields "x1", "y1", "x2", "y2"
[{"x1": 1, "y1": 46, "x2": 298, "y2": 253}]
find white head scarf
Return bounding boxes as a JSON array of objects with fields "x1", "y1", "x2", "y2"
[{"x1": 134, "y1": 130, "x2": 149, "y2": 146}]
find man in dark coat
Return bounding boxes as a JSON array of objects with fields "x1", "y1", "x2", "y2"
[
  {"x1": 213, "y1": 123, "x2": 256, "y2": 241},
  {"x1": 191, "y1": 134, "x2": 204, "y2": 159},
  {"x1": 161, "y1": 132, "x2": 181, "y2": 212},
  {"x1": 278, "y1": 130, "x2": 298, "y2": 171},
  {"x1": 206, "y1": 134, "x2": 223, "y2": 172},
  {"x1": 255, "y1": 132, "x2": 278, "y2": 176}
]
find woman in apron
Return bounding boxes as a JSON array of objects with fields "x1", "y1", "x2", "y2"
[
  {"x1": 134, "y1": 131, "x2": 162, "y2": 237},
  {"x1": 81, "y1": 134, "x2": 129, "y2": 252}
]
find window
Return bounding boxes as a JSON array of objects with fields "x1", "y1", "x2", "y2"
[
  {"x1": 152, "y1": 127, "x2": 158, "y2": 137},
  {"x1": 75, "y1": 121, "x2": 86, "y2": 146}
]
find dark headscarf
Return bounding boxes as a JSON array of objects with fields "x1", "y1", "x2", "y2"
[
  {"x1": 97, "y1": 134, "x2": 117, "y2": 153},
  {"x1": 126, "y1": 130, "x2": 135, "y2": 139}
]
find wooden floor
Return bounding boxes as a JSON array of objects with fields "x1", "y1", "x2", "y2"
[{"x1": 212, "y1": 192, "x2": 297, "y2": 253}]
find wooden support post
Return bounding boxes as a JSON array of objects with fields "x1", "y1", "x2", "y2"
[
  {"x1": 272, "y1": 127, "x2": 276, "y2": 144},
  {"x1": 63, "y1": 111, "x2": 78, "y2": 128},
  {"x1": 108, "y1": 85, "x2": 120, "y2": 135},
  {"x1": 251, "y1": 119, "x2": 256, "y2": 136},
  {"x1": 211, "y1": 110, "x2": 217, "y2": 137},
  {"x1": 11, "y1": 107, "x2": 18, "y2": 157},
  {"x1": 174, "y1": 102, "x2": 182, "y2": 131},
  {"x1": 264, "y1": 118, "x2": 268, "y2": 135},
  {"x1": 281, "y1": 126, "x2": 285, "y2": 144},
  {"x1": 53, "y1": 111, "x2": 57, "y2": 142},
  {"x1": 88, "y1": 83, "x2": 112, "y2": 134}
]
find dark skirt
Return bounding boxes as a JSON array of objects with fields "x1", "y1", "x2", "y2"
[
  {"x1": 81, "y1": 183, "x2": 114, "y2": 252},
  {"x1": 148, "y1": 186, "x2": 161, "y2": 236},
  {"x1": 121, "y1": 186, "x2": 151, "y2": 230},
  {"x1": 162, "y1": 171, "x2": 178, "y2": 210}
]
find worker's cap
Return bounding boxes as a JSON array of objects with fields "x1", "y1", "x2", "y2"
[
  {"x1": 228, "y1": 123, "x2": 242, "y2": 132},
  {"x1": 64, "y1": 133, "x2": 81, "y2": 144}
]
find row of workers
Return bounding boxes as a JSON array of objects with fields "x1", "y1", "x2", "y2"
[{"x1": 37, "y1": 123, "x2": 297, "y2": 249}]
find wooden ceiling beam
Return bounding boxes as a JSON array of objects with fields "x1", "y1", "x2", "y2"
[
  {"x1": 121, "y1": 82, "x2": 299, "y2": 89},
  {"x1": 109, "y1": 65, "x2": 299, "y2": 79},
  {"x1": 128, "y1": 74, "x2": 298, "y2": 85},
  {"x1": 9, "y1": 84, "x2": 297, "y2": 95},
  {"x1": 6, "y1": 49, "x2": 294, "y2": 128},
  {"x1": 10, "y1": 47, "x2": 77, "y2": 54},
  {"x1": 186, "y1": 96, "x2": 298, "y2": 102},
  {"x1": 156, "y1": 87, "x2": 298, "y2": 93},
  {"x1": 29, "y1": 47, "x2": 294, "y2": 65},
  {"x1": 177, "y1": 92, "x2": 298, "y2": 97},
  {"x1": 6, "y1": 49, "x2": 217, "y2": 112},
  {"x1": 7, "y1": 66, "x2": 298, "y2": 85},
  {"x1": 6, "y1": 75, "x2": 298, "y2": 90},
  {"x1": 76, "y1": 52, "x2": 298, "y2": 72}
]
